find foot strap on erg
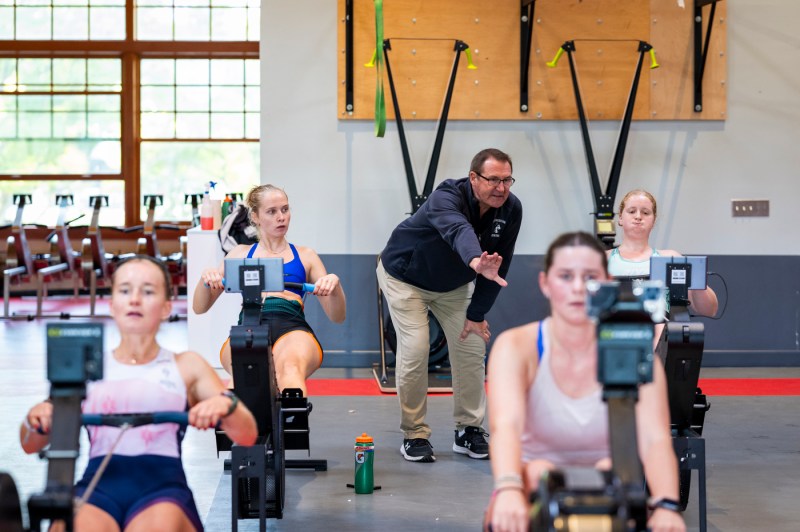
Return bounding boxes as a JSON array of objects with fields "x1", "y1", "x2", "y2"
[{"x1": 281, "y1": 388, "x2": 310, "y2": 452}]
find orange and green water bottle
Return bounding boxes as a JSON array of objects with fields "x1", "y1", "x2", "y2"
[
  {"x1": 221, "y1": 193, "x2": 234, "y2": 221},
  {"x1": 354, "y1": 432, "x2": 374, "y2": 494}
]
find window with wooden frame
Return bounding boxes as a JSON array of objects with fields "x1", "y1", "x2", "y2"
[{"x1": 0, "y1": 0, "x2": 259, "y2": 229}]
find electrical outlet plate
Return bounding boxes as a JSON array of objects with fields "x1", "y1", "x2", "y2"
[{"x1": 731, "y1": 200, "x2": 769, "y2": 217}]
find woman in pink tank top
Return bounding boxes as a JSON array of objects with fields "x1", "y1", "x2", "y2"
[
  {"x1": 21, "y1": 255, "x2": 258, "y2": 531},
  {"x1": 484, "y1": 232, "x2": 684, "y2": 532}
]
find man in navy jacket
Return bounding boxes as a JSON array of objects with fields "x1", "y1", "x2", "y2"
[{"x1": 377, "y1": 148, "x2": 523, "y2": 463}]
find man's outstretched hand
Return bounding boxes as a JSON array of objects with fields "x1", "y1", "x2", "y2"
[{"x1": 469, "y1": 252, "x2": 507, "y2": 287}]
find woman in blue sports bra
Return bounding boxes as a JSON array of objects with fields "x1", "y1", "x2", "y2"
[
  {"x1": 484, "y1": 232, "x2": 684, "y2": 532},
  {"x1": 194, "y1": 184, "x2": 346, "y2": 396},
  {"x1": 607, "y1": 189, "x2": 718, "y2": 317}
]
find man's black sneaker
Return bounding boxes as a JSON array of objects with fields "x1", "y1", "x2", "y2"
[
  {"x1": 401, "y1": 438, "x2": 436, "y2": 462},
  {"x1": 453, "y1": 426, "x2": 489, "y2": 459}
]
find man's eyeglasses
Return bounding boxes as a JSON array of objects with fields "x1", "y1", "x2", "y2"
[{"x1": 475, "y1": 172, "x2": 515, "y2": 188}]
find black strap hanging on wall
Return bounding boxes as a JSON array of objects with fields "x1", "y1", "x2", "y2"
[
  {"x1": 383, "y1": 38, "x2": 471, "y2": 214},
  {"x1": 374, "y1": 38, "x2": 474, "y2": 389},
  {"x1": 548, "y1": 40, "x2": 659, "y2": 248},
  {"x1": 345, "y1": 0, "x2": 354, "y2": 114},
  {"x1": 519, "y1": 0, "x2": 538, "y2": 113},
  {"x1": 694, "y1": 0, "x2": 723, "y2": 112}
]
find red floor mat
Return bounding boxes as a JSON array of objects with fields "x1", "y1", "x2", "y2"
[
  {"x1": 307, "y1": 379, "x2": 386, "y2": 396},
  {"x1": 304, "y1": 378, "x2": 800, "y2": 397},
  {"x1": 698, "y1": 378, "x2": 800, "y2": 396}
]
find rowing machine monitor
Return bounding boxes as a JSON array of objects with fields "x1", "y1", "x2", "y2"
[{"x1": 28, "y1": 323, "x2": 104, "y2": 531}]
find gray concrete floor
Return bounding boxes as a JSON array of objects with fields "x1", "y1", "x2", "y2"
[{"x1": 2, "y1": 318, "x2": 800, "y2": 531}]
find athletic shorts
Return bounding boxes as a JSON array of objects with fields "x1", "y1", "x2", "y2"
[
  {"x1": 74, "y1": 455, "x2": 203, "y2": 531},
  {"x1": 223, "y1": 297, "x2": 324, "y2": 364}
]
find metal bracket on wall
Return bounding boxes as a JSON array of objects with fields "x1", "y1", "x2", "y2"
[
  {"x1": 549, "y1": 40, "x2": 657, "y2": 248},
  {"x1": 519, "y1": 0, "x2": 537, "y2": 113},
  {"x1": 345, "y1": 0, "x2": 354, "y2": 113},
  {"x1": 383, "y1": 38, "x2": 470, "y2": 213},
  {"x1": 693, "y1": 0, "x2": 723, "y2": 112}
]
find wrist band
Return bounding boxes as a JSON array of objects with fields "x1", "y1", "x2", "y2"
[
  {"x1": 648, "y1": 497, "x2": 681, "y2": 513},
  {"x1": 494, "y1": 473, "x2": 523, "y2": 488},
  {"x1": 221, "y1": 390, "x2": 239, "y2": 417},
  {"x1": 493, "y1": 485, "x2": 525, "y2": 497},
  {"x1": 493, "y1": 473, "x2": 525, "y2": 497}
]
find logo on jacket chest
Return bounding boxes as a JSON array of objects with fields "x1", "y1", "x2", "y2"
[{"x1": 490, "y1": 218, "x2": 506, "y2": 238}]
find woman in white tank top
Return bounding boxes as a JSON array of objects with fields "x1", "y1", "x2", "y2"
[
  {"x1": 485, "y1": 232, "x2": 684, "y2": 532},
  {"x1": 21, "y1": 256, "x2": 258, "y2": 532},
  {"x1": 608, "y1": 189, "x2": 718, "y2": 317}
]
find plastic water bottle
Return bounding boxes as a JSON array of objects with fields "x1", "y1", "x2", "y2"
[
  {"x1": 354, "y1": 433, "x2": 374, "y2": 494},
  {"x1": 221, "y1": 193, "x2": 234, "y2": 221},
  {"x1": 208, "y1": 180, "x2": 222, "y2": 230},
  {"x1": 200, "y1": 186, "x2": 213, "y2": 230}
]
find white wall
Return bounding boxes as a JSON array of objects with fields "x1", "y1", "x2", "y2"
[{"x1": 262, "y1": 0, "x2": 800, "y2": 256}]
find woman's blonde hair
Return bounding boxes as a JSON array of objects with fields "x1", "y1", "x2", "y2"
[
  {"x1": 245, "y1": 184, "x2": 288, "y2": 240},
  {"x1": 245, "y1": 184, "x2": 288, "y2": 211},
  {"x1": 618, "y1": 189, "x2": 657, "y2": 218}
]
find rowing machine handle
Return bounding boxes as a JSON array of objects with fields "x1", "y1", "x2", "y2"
[
  {"x1": 285, "y1": 282, "x2": 317, "y2": 293},
  {"x1": 82, "y1": 411, "x2": 188, "y2": 428},
  {"x1": 205, "y1": 278, "x2": 315, "y2": 293}
]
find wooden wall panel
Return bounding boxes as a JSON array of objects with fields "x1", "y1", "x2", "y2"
[
  {"x1": 337, "y1": 0, "x2": 727, "y2": 121},
  {"x1": 650, "y1": 0, "x2": 727, "y2": 119},
  {"x1": 531, "y1": 0, "x2": 652, "y2": 120}
]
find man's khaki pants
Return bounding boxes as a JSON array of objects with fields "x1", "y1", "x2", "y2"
[{"x1": 377, "y1": 260, "x2": 487, "y2": 439}]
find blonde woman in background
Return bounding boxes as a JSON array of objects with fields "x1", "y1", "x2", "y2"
[
  {"x1": 194, "y1": 184, "x2": 346, "y2": 396},
  {"x1": 608, "y1": 189, "x2": 718, "y2": 317}
]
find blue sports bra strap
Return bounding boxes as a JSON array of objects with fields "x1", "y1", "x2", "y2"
[
  {"x1": 289, "y1": 243, "x2": 300, "y2": 261},
  {"x1": 537, "y1": 321, "x2": 544, "y2": 362},
  {"x1": 246, "y1": 243, "x2": 258, "y2": 258}
]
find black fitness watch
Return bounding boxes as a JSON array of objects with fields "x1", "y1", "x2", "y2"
[
  {"x1": 648, "y1": 497, "x2": 682, "y2": 513},
  {"x1": 221, "y1": 390, "x2": 239, "y2": 417}
]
